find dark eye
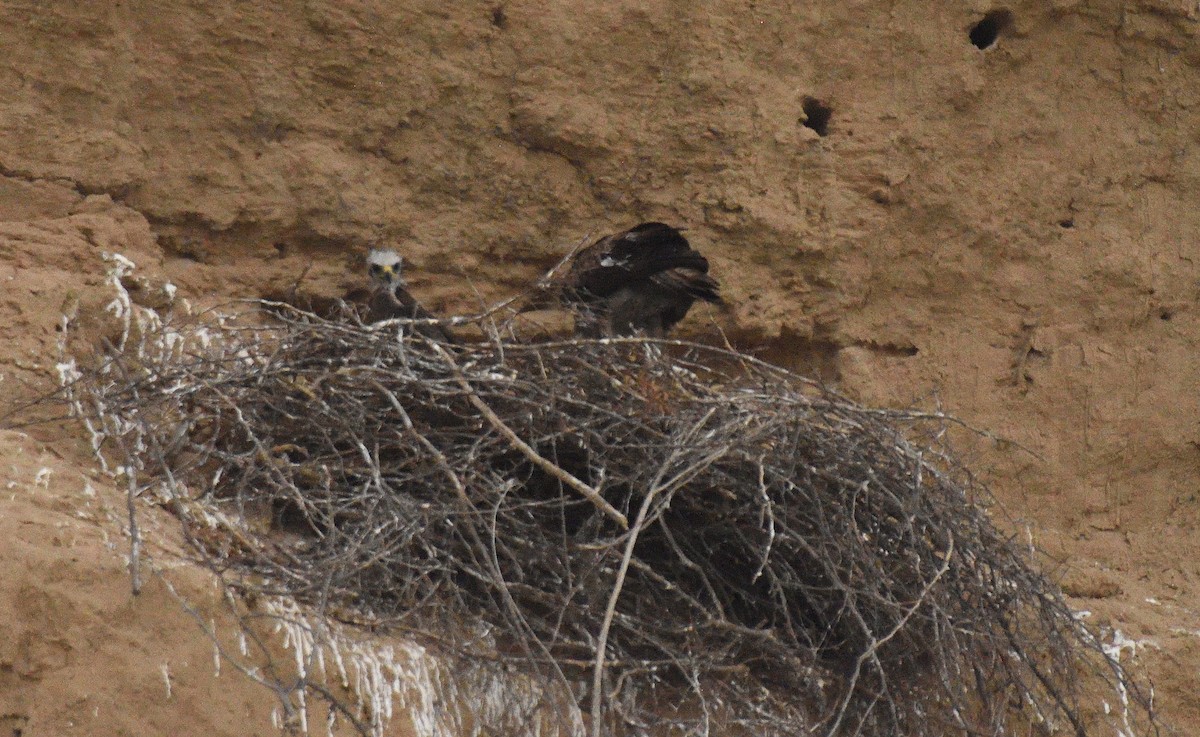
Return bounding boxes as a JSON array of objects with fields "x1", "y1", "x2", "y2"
[{"x1": 369, "y1": 264, "x2": 382, "y2": 274}]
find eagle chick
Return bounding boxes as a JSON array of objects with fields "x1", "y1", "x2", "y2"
[{"x1": 365, "y1": 247, "x2": 457, "y2": 343}]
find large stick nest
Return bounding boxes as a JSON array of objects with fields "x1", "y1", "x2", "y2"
[{"x1": 66, "y1": 294, "x2": 1159, "y2": 737}]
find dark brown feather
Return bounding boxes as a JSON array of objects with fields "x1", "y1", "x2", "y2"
[
  {"x1": 367, "y1": 285, "x2": 458, "y2": 343},
  {"x1": 564, "y1": 222, "x2": 722, "y2": 337}
]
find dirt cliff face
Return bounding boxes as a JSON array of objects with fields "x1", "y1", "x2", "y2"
[{"x1": 2, "y1": 0, "x2": 1199, "y2": 734}]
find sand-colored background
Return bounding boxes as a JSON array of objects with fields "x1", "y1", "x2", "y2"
[{"x1": 1, "y1": 0, "x2": 1198, "y2": 733}]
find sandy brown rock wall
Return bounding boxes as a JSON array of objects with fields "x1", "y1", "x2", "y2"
[{"x1": 2, "y1": 0, "x2": 1199, "y2": 734}]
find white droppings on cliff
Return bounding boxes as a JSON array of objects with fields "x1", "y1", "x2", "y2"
[{"x1": 262, "y1": 598, "x2": 582, "y2": 737}]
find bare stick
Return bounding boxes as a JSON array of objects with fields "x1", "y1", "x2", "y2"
[
  {"x1": 590, "y1": 408, "x2": 718, "y2": 736},
  {"x1": 590, "y1": 456, "x2": 667, "y2": 737},
  {"x1": 125, "y1": 464, "x2": 142, "y2": 595},
  {"x1": 92, "y1": 342, "x2": 143, "y2": 596},
  {"x1": 431, "y1": 343, "x2": 628, "y2": 530}
]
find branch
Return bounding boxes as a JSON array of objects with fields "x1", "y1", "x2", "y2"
[{"x1": 431, "y1": 343, "x2": 629, "y2": 530}]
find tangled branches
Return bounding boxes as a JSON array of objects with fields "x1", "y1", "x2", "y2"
[{"x1": 66, "y1": 297, "x2": 1159, "y2": 737}]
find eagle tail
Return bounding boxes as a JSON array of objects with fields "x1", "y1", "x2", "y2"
[
  {"x1": 652, "y1": 269, "x2": 723, "y2": 304},
  {"x1": 680, "y1": 271, "x2": 723, "y2": 303}
]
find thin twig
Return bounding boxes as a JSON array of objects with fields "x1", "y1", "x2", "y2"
[
  {"x1": 125, "y1": 464, "x2": 142, "y2": 595},
  {"x1": 432, "y1": 342, "x2": 628, "y2": 529}
]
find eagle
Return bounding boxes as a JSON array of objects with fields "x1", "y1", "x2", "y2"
[
  {"x1": 559, "y1": 222, "x2": 723, "y2": 337},
  {"x1": 364, "y1": 247, "x2": 457, "y2": 343}
]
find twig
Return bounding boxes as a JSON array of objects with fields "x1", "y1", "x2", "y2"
[
  {"x1": 590, "y1": 408, "x2": 717, "y2": 737},
  {"x1": 125, "y1": 463, "x2": 142, "y2": 595},
  {"x1": 590, "y1": 450, "x2": 670, "y2": 737},
  {"x1": 431, "y1": 342, "x2": 628, "y2": 530}
]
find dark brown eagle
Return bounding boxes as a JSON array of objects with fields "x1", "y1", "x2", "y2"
[
  {"x1": 364, "y1": 247, "x2": 457, "y2": 343},
  {"x1": 560, "y1": 222, "x2": 723, "y2": 337}
]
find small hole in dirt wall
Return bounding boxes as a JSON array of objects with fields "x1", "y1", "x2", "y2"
[
  {"x1": 969, "y1": 10, "x2": 1013, "y2": 50},
  {"x1": 801, "y1": 97, "x2": 832, "y2": 137}
]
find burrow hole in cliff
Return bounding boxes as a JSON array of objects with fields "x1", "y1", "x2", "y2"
[
  {"x1": 801, "y1": 97, "x2": 832, "y2": 136},
  {"x1": 969, "y1": 10, "x2": 1013, "y2": 50}
]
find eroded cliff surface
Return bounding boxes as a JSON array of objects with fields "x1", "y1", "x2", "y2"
[{"x1": 2, "y1": 1, "x2": 1198, "y2": 733}]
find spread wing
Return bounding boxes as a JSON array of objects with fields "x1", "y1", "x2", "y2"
[{"x1": 568, "y1": 222, "x2": 717, "y2": 301}]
